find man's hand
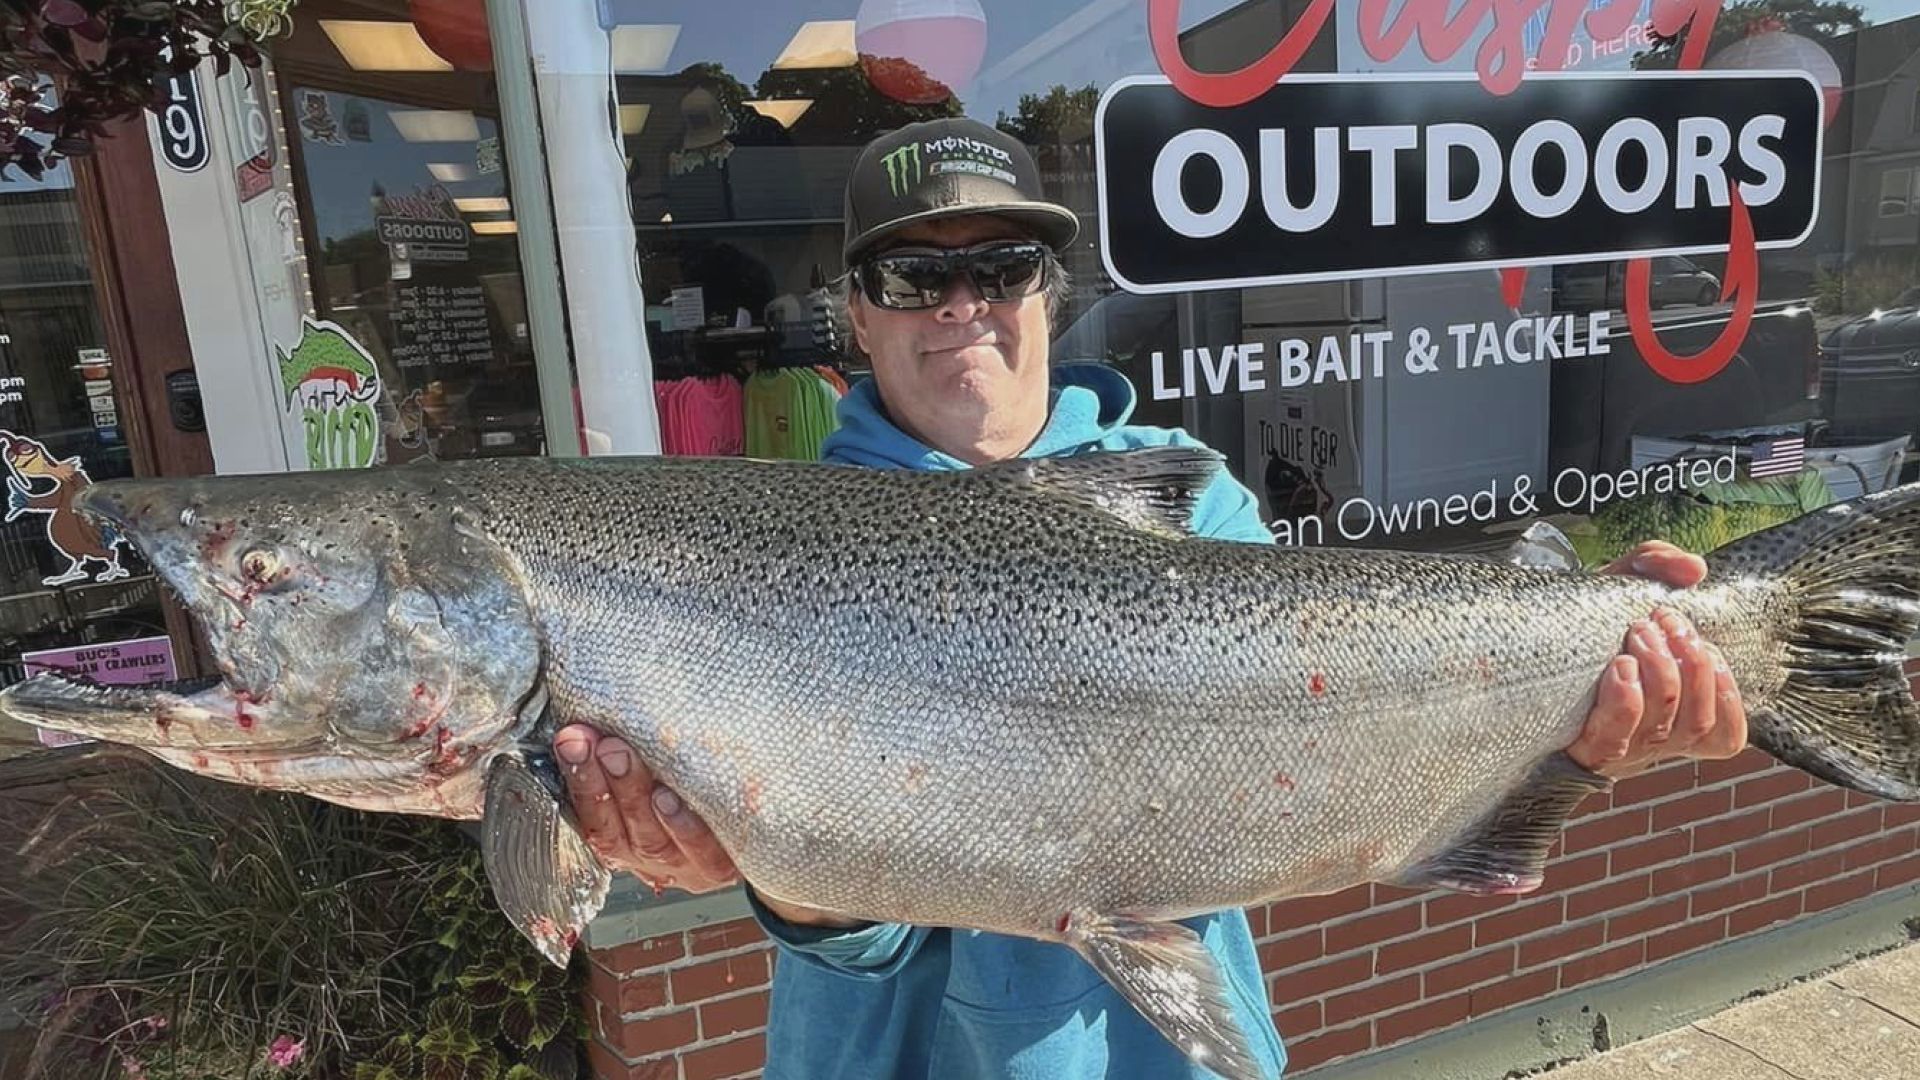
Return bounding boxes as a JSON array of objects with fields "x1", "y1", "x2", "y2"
[
  {"x1": 1566, "y1": 541, "x2": 1750, "y2": 777},
  {"x1": 554, "y1": 724, "x2": 740, "y2": 895},
  {"x1": 553, "y1": 726, "x2": 861, "y2": 928}
]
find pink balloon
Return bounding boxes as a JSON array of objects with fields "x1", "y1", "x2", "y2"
[{"x1": 1706, "y1": 30, "x2": 1844, "y2": 129}]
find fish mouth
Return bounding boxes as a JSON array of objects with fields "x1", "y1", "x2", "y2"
[{"x1": 0, "y1": 672, "x2": 298, "y2": 750}]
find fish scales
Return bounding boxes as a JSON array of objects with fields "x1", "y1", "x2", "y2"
[
  {"x1": 454, "y1": 457, "x2": 1766, "y2": 929},
  {"x1": 8, "y1": 449, "x2": 1917, "y2": 1080}
]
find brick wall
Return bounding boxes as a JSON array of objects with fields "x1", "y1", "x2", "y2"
[{"x1": 581, "y1": 752, "x2": 1920, "y2": 1080}]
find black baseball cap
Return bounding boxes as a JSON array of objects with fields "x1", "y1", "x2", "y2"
[{"x1": 842, "y1": 117, "x2": 1080, "y2": 266}]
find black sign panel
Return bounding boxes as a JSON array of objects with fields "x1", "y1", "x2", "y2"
[
  {"x1": 1095, "y1": 72, "x2": 1822, "y2": 294},
  {"x1": 155, "y1": 48, "x2": 209, "y2": 174}
]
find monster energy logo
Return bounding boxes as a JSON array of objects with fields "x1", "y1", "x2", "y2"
[{"x1": 882, "y1": 143, "x2": 921, "y2": 196}]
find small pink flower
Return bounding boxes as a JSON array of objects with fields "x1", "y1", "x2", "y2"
[
  {"x1": 265, "y1": 1035, "x2": 305, "y2": 1068},
  {"x1": 120, "y1": 1054, "x2": 146, "y2": 1080}
]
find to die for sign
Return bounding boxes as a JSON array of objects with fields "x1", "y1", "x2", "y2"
[{"x1": 1094, "y1": 71, "x2": 1822, "y2": 294}]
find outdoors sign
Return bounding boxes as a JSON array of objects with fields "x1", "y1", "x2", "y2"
[{"x1": 1095, "y1": 71, "x2": 1821, "y2": 294}]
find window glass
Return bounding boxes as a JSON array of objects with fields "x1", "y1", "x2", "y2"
[{"x1": 607, "y1": 2, "x2": 1920, "y2": 565}]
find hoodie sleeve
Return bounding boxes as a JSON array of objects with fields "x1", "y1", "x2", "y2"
[
  {"x1": 1166, "y1": 430, "x2": 1277, "y2": 545},
  {"x1": 744, "y1": 886, "x2": 936, "y2": 979}
]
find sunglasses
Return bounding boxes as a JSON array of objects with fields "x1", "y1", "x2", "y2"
[{"x1": 854, "y1": 240, "x2": 1050, "y2": 311}]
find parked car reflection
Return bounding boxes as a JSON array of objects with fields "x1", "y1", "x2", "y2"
[{"x1": 1819, "y1": 285, "x2": 1920, "y2": 477}]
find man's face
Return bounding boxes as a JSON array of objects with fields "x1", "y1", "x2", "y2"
[{"x1": 847, "y1": 215, "x2": 1053, "y2": 461}]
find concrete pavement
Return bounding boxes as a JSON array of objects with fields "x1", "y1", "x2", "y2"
[{"x1": 1535, "y1": 940, "x2": 1920, "y2": 1079}]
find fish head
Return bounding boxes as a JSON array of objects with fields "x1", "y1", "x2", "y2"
[{"x1": 0, "y1": 469, "x2": 543, "y2": 819}]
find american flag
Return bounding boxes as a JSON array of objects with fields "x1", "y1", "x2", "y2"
[{"x1": 1748, "y1": 437, "x2": 1806, "y2": 479}]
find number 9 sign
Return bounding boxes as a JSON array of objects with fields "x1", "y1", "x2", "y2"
[{"x1": 156, "y1": 46, "x2": 209, "y2": 174}]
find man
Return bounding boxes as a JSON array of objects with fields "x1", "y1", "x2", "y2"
[{"x1": 555, "y1": 117, "x2": 1748, "y2": 1079}]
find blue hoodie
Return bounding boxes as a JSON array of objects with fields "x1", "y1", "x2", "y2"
[{"x1": 744, "y1": 362, "x2": 1287, "y2": 1080}]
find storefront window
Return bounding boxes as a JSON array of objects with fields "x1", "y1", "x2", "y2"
[
  {"x1": 257, "y1": 0, "x2": 546, "y2": 464},
  {"x1": 588, "y1": 2, "x2": 1920, "y2": 569},
  {"x1": 0, "y1": 158, "x2": 168, "y2": 753}
]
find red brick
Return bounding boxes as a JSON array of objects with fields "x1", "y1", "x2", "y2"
[
  {"x1": 1425, "y1": 946, "x2": 1515, "y2": 996},
  {"x1": 1273, "y1": 999, "x2": 1321, "y2": 1038},
  {"x1": 1325, "y1": 974, "x2": 1419, "y2": 1027},
  {"x1": 1691, "y1": 808, "x2": 1772, "y2": 853},
  {"x1": 1540, "y1": 852, "x2": 1610, "y2": 894},
  {"x1": 1377, "y1": 993, "x2": 1472, "y2": 1046},
  {"x1": 587, "y1": 964, "x2": 669, "y2": 1020},
  {"x1": 1653, "y1": 851, "x2": 1732, "y2": 894},
  {"x1": 682, "y1": 1033, "x2": 767, "y2": 1080},
  {"x1": 1646, "y1": 917, "x2": 1727, "y2": 963},
  {"x1": 1693, "y1": 873, "x2": 1770, "y2": 917},
  {"x1": 701, "y1": 991, "x2": 770, "y2": 1040},
  {"x1": 1771, "y1": 851, "x2": 1846, "y2": 893},
  {"x1": 1886, "y1": 804, "x2": 1920, "y2": 826},
  {"x1": 1567, "y1": 874, "x2": 1651, "y2": 921},
  {"x1": 1845, "y1": 830, "x2": 1918, "y2": 872},
  {"x1": 1470, "y1": 967, "x2": 1557, "y2": 1016},
  {"x1": 1561, "y1": 940, "x2": 1646, "y2": 988},
  {"x1": 1285, "y1": 1023, "x2": 1372, "y2": 1072},
  {"x1": 1257, "y1": 928, "x2": 1324, "y2": 973},
  {"x1": 1270, "y1": 953, "x2": 1371, "y2": 1006},
  {"x1": 1734, "y1": 829, "x2": 1813, "y2": 874},
  {"x1": 1607, "y1": 897, "x2": 1688, "y2": 942},
  {"x1": 1613, "y1": 763, "x2": 1697, "y2": 806},
  {"x1": 1245, "y1": 904, "x2": 1268, "y2": 938},
  {"x1": 1475, "y1": 897, "x2": 1565, "y2": 947},
  {"x1": 1847, "y1": 790, "x2": 1878, "y2": 808},
  {"x1": 1728, "y1": 893, "x2": 1804, "y2": 937},
  {"x1": 599, "y1": 933, "x2": 688, "y2": 974},
  {"x1": 588, "y1": 1038, "x2": 676, "y2": 1080},
  {"x1": 1652, "y1": 789, "x2": 1731, "y2": 832},
  {"x1": 1325, "y1": 905, "x2": 1421, "y2": 955},
  {"x1": 1876, "y1": 852, "x2": 1920, "y2": 889},
  {"x1": 1568, "y1": 789, "x2": 1613, "y2": 819},
  {"x1": 1773, "y1": 789, "x2": 1848, "y2": 830},
  {"x1": 1268, "y1": 886, "x2": 1370, "y2": 931},
  {"x1": 1612, "y1": 832, "x2": 1690, "y2": 875},
  {"x1": 610, "y1": 1009, "x2": 698, "y2": 1059},
  {"x1": 1374, "y1": 882, "x2": 1426, "y2": 904},
  {"x1": 1519, "y1": 921, "x2": 1605, "y2": 968},
  {"x1": 691, "y1": 919, "x2": 767, "y2": 956},
  {"x1": 1699, "y1": 749, "x2": 1772, "y2": 784},
  {"x1": 670, "y1": 951, "x2": 771, "y2": 1005},
  {"x1": 1734, "y1": 770, "x2": 1810, "y2": 809},
  {"x1": 1812, "y1": 807, "x2": 1885, "y2": 850},
  {"x1": 1426, "y1": 891, "x2": 1513, "y2": 927},
  {"x1": 1376, "y1": 925, "x2": 1473, "y2": 975},
  {"x1": 1807, "y1": 869, "x2": 1878, "y2": 913},
  {"x1": 1564, "y1": 808, "x2": 1649, "y2": 853}
]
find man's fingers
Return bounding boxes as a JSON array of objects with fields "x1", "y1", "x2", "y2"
[
  {"x1": 1704, "y1": 645, "x2": 1750, "y2": 759},
  {"x1": 1605, "y1": 541, "x2": 1707, "y2": 588},
  {"x1": 596, "y1": 738, "x2": 680, "y2": 865},
  {"x1": 555, "y1": 725, "x2": 630, "y2": 862},
  {"x1": 1628, "y1": 615, "x2": 1682, "y2": 745},
  {"x1": 655, "y1": 787, "x2": 740, "y2": 887},
  {"x1": 1571, "y1": 655, "x2": 1642, "y2": 769},
  {"x1": 1666, "y1": 612, "x2": 1720, "y2": 748}
]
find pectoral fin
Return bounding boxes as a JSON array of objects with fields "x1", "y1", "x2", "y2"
[
  {"x1": 1504, "y1": 521, "x2": 1583, "y2": 571},
  {"x1": 482, "y1": 751, "x2": 612, "y2": 966},
  {"x1": 1398, "y1": 751, "x2": 1612, "y2": 895},
  {"x1": 1064, "y1": 912, "x2": 1265, "y2": 1080}
]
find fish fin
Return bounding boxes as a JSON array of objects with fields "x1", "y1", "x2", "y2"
[
  {"x1": 1399, "y1": 752, "x2": 1611, "y2": 895},
  {"x1": 482, "y1": 751, "x2": 612, "y2": 967},
  {"x1": 1706, "y1": 481, "x2": 1920, "y2": 801},
  {"x1": 1001, "y1": 447, "x2": 1222, "y2": 537},
  {"x1": 1064, "y1": 911, "x2": 1265, "y2": 1080},
  {"x1": 1504, "y1": 521, "x2": 1583, "y2": 572}
]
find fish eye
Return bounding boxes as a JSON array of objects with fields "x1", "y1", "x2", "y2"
[{"x1": 239, "y1": 547, "x2": 284, "y2": 587}]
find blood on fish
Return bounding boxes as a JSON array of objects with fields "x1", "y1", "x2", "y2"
[
  {"x1": 1308, "y1": 672, "x2": 1328, "y2": 696},
  {"x1": 190, "y1": 753, "x2": 209, "y2": 770},
  {"x1": 1273, "y1": 772, "x2": 1297, "y2": 791},
  {"x1": 1055, "y1": 913, "x2": 1072, "y2": 935},
  {"x1": 1476, "y1": 655, "x2": 1497, "y2": 683},
  {"x1": 237, "y1": 710, "x2": 255, "y2": 731},
  {"x1": 904, "y1": 762, "x2": 929, "y2": 792},
  {"x1": 154, "y1": 715, "x2": 174, "y2": 736},
  {"x1": 743, "y1": 777, "x2": 764, "y2": 815}
]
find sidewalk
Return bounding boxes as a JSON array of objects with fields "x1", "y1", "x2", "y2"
[{"x1": 1534, "y1": 939, "x2": 1920, "y2": 1079}]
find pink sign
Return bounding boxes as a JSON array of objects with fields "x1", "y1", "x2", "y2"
[{"x1": 22, "y1": 634, "x2": 177, "y2": 747}]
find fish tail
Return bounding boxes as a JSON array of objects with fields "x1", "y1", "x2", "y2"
[{"x1": 1706, "y1": 480, "x2": 1920, "y2": 801}]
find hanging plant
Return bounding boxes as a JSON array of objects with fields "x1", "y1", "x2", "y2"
[{"x1": 0, "y1": 0, "x2": 289, "y2": 181}]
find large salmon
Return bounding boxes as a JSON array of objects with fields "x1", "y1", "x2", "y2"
[{"x1": 5, "y1": 450, "x2": 1919, "y2": 1079}]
